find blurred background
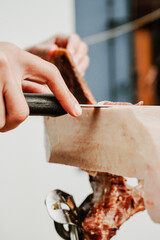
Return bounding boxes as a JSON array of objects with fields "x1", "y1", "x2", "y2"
[
  {"x1": 0, "y1": 0, "x2": 160, "y2": 239},
  {"x1": 76, "y1": 0, "x2": 160, "y2": 104}
]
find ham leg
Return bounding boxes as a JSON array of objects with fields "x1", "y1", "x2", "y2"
[
  {"x1": 29, "y1": 45, "x2": 159, "y2": 226},
  {"x1": 45, "y1": 105, "x2": 160, "y2": 223}
]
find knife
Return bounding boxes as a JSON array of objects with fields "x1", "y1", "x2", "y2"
[{"x1": 24, "y1": 93, "x2": 111, "y2": 117}]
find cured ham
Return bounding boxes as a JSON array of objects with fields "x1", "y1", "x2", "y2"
[
  {"x1": 29, "y1": 45, "x2": 160, "y2": 238},
  {"x1": 83, "y1": 173, "x2": 145, "y2": 240}
]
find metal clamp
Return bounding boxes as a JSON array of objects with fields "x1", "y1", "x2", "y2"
[{"x1": 45, "y1": 189, "x2": 93, "y2": 240}]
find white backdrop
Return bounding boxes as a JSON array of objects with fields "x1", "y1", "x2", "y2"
[
  {"x1": 0, "y1": 0, "x2": 159, "y2": 239},
  {"x1": 0, "y1": 1, "x2": 91, "y2": 239}
]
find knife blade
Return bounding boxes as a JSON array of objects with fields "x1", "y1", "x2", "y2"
[
  {"x1": 24, "y1": 93, "x2": 124, "y2": 117},
  {"x1": 80, "y1": 104, "x2": 113, "y2": 108}
]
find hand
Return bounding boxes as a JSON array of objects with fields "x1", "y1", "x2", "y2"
[
  {"x1": 27, "y1": 34, "x2": 89, "y2": 77},
  {"x1": 0, "y1": 42, "x2": 82, "y2": 132}
]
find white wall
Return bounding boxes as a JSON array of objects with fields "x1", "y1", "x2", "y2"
[
  {"x1": 0, "y1": 1, "x2": 91, "y2": 239},
  {"x1": 0, "y1": 1, "x2": 159, "y2": 240}
]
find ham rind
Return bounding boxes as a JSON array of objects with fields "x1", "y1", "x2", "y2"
[
  {"x1": 43, "y1": 48, "x2": 160, "y2": 224},
  {"x1": 30, "y1": 46, "x2": 159, "y2": 225},
  {"x1": 45, "y1": 105, "x2": 160, "y2": 223}
]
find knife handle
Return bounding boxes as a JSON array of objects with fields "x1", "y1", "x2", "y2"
[{"x1": 24, "y1": 93, "x2": 67, "y2": 117}]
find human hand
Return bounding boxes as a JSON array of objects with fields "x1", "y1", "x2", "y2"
[
  {"x1": 27, "y1": 34, "x2": 89, "y2": 77},
  {"x1": 0, "y1": 42, "x2": 82, "y2": 132}
]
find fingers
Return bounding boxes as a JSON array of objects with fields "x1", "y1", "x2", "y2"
[
  {"x1": 27, "y1": 37, "x2": 58, "y2": 61},
  {"x1": 66, "y1": 35, "x2": 89, "y2": 76},
  {"x1": 56, "y1": 34, "x2": 90, "y2": 76},
  {"x1": 22, "y1": 51, "x2": 82, "y2": 117},
  {"x1": 77, "y1": 55, "x2": 90, "y2": 77},
  {"x1": 28, "y1": 34, "x2": 90, "y2": 76},
  {"x1": 74, "y1": 41, "x2": 88, "y2": 64},
  {"x1": 67, "y1": 34, "x2": 81, "y2": 55},
  {"x1": 73, "y1": 42, "x2": 89, "y2": 76},
  {"x1": 22, "y1": 80, "x2": 52, "y2": 94},
  {"x1": 48, "y1": 35, "x2": 68, "y2": 56},
  {"x1": 50, "y1": 34, "x2": 83, "y2": 59},
  {"x1": 0, "y1": 41, "x2": 82, "y2": 133},
  {"x1": 0, "y1": 80, "x2": 29, "y2": 132}
]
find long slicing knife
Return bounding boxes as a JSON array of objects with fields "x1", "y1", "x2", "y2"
[{"x1": 24, "y1": 93, "x2": 112, "y2": 117}]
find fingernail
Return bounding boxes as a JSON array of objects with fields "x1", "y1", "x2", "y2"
[{"x1": 74, "y1": 104, "x2": 82, "y2": 116}]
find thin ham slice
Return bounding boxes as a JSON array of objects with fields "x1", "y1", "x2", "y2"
[
  {"x1": 102, "y1": 101, "x2": 143, "y2": 106},
  {"x1": 50, "y1": 49, "x2": 96, "y2": 104}
]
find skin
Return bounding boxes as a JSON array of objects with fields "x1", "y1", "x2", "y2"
[
  {"x1": 0, "y1": 34, "x2": 89, "y2": 132},
  {"x1": 27, "y1": 34, "x2": 89, "y2": 77}
]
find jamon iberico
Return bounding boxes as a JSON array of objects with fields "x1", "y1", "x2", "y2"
[{"x1": 29, "y1": 46, "x2": 146, "y2": 239}]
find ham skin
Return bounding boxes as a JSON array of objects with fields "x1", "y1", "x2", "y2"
[
  {"x1": 45, "y1": 104, "x2": 160, "y2": 223},
  {"x1": 27, "y1": 44, "x2": 160, "y2": 236},
  {"x1": 43, "y1": 48, "x2": 160, "y2": 223}
]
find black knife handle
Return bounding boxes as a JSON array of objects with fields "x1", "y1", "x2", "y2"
[{"x1": 24, "y1": 93, "x2": 67, "y2": 117}]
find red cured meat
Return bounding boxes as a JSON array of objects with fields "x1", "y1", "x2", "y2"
[{"x1": 83, "y1": 173, "x2": 145, "y2": 240}]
